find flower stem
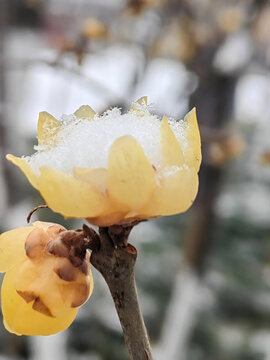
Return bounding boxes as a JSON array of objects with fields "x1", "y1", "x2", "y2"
[{"x1": 90, "y1": 227, "x2": 153, "y2": 360}]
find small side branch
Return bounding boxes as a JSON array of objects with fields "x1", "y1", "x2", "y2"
[
  {"x1": 27, "y1": 205, "x2": 49, "y2": 223},
  {"x1": 90, "y1": 226, "x2": 153, "y2": 360}
]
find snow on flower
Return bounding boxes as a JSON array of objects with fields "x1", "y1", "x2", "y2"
[{"x1": 7, "y1": 97, "x2": 201, "y2": 226}]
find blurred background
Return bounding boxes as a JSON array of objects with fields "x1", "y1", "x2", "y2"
[{"x1": 0, "y1": 0, "x2": 270, "y2": 359}]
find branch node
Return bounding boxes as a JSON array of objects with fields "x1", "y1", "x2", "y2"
[{"x1": 82, "y1": 224, "x2": 100, "y2": 251}]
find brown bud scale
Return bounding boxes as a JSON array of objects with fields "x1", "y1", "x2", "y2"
[
  {"x1": 17, "y1": 290, "x2": 36, "y2": 303},
  {"x1": 54, "y1": 260, "x2": 77, "y2": 282},
  {"x1": 32, "y1": 297, "x2": 54, "y2": 318}
]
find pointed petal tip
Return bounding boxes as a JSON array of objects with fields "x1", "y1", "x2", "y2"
[
  {"x1": 6, "y1": 153, "x2": 12, "y2": 161},
  {"x1": 183, "y1": 107, "x2": 201, "y2": 172},
  {"x1": 130, "y1": 96, "x2": 150, "y2": 115},
  {"x1": 6, "y1": 153, "x2": 23, "y2": 166},
  {"x1": 5, "y1": 154, "x2": 39, "y2": 189},
  {"x1": 135, "y1": 96, "x2": 148, "y2": 105},
  {"x1": 38, "y1": 111, "x2": 62, "y2": 146},
  {"x1": 162, "y1": 115, "x2": 168, "y2": 122},
  {"x1": 185, "y1": 107, "x2": 198, "y2": 122},
  {"x1": 74, "y1": 105, "x2": 96, "y2": 120}
]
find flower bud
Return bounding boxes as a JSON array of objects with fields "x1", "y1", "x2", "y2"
[{"x1": 0, "y1": 221, "x2": 93, "y2": 336}]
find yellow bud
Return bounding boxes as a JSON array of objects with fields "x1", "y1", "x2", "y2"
[{"x1": 0, "y1": 222, "x2": 93, "y2": 336}]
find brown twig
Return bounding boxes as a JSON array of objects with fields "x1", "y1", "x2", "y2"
[
  {"x1": 90, "y1": 225, "x2": 153, "y2": 360},
  {"x1": 27, "y1": 205, "x2": 48, "y2": 223}
]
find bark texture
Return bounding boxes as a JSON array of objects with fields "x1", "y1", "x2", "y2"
[{"x1": 90, "y1": 226, "x2": 153, "y2": 360}]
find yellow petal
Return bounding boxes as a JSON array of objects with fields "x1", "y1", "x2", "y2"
[
  {"x1": 14, "y1": 259, "x2": 73, "y2": 317},
  {"x1": 142, "y1": 167, "x2": 199, "y2": 216},
  {"x1": 108, "y1": 136, "x2": 155, "y2": 210},
  {"x1": 1, "y1": 268, "x2": 77, "y2": 336},
  {"x1": 37, "y1": 112, "x2": 62, "y2": 146},
  {"x1": 38, "y1": 167, "x2": 105, "y2": 218},
  {"x1": 6, "y1": 154, "x2": 39, "y2": 189},
  {"x1": 59, "y1": 270, "x2": 94, "y2": 308},
  {"x1": 135, "y1": 96, "x2": 148, "y2": 106},
  {"x1": 33, "y1": 221, "x2": 65, "y2": 232},
  {"x1": 73, "y1": 167, "x2": 107, "y2": 193},
  {"x1": 129, "y1": 96, "x2": 150, "y2": 116},
  {"x1": 183, "y1": 108, "x2": 201, "y2": 172},
  {"x1": 74, "y1": 105, "x2": 95, "y2": 120},
  {"x1": 86, "y1": 210, "x2": 128, "y2": 227},
  {"x1": 0, "y1": 227, "x2": 34, "y2": 273},
  {"x1": 74, "y1": 168, "x2": 129, "y2": 224},
  {"x1": 161, "y1": 115, "x2": 184, "y2": 167}
]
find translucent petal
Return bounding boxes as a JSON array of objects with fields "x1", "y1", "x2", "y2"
[
  {"x1": 58, "y1": 270, "x2": 94, "y2": 308},
  {"x1": 161, "y1": 115, "x2": 184, "y2": 167},
  {"x1": 86, "y1": 210, "x2": 128, "y2": 227},
  {"x1": 74, "y1": 105, "x2": 95, "y2": 120},
  {"x1": 129, "y1": 96, "x2": 150, "y2": 116},
  {"x1": 183, "y1": 108, "x2": 201, "y2": 172},
  {"x1": 38, "y1": 167, "x2": 105, "y2": 218},
  {"x1": 74, "y1": 168, "x2": 129, "y2": 225},
  {"x1": 134, "y1": 96, "x2": 148, "y2": 106},
  {"x1": 37, "y1": 112, "x2": 62, "y2": 146},
  {"x1": 73, "y1": 167, "x2": 107, "y2": 193},
  {"x1": 1, "y1": 268, "x2": 77, "y2": 336},
  {"x1": 108, "y1": 136, "x2": 155, "y2": 210},
  {"x1": 44, "y1": 261, "x2": 93, "y2": 313},
  {"x1": 15, "y1": 259, "x2": 74, "y2": 317},
  {"x1": 6, "y1": 155, "x2": 39, "y2": 189},
  {"x1": 0, "y1": 227, "x2": 34, "y2": 272},
  {"x1": 14, "y1": 255, "x2": 93, "y2": 317},
  {"x1": 32, "y1": 221, "x2": 65, "y2": 233},
  {"x1": 142, "y1": 167, "x2": 199, "y2": 216},
  {"x1": 24, "y1": 227, "x2": 50, "y2": 260}
]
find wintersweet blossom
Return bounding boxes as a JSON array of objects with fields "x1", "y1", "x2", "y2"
[
  {"x1": 0, "y1": 221, "x2": 93, "y2": 336},
  {"x1": 7, "y1": 97, "x2": 201, "y2": 226}
]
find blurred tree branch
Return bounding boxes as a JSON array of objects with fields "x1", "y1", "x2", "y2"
[{"x1": 0, "y1": 0, "x2": 11, "y2": 206}]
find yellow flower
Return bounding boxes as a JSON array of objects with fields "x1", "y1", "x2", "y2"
[
  {"x1": 7, "y1": 97, "x2": 201, "y2": 226},
  {"x1": 0, "y1": 221, "x2": 93, "y2": 336}
]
